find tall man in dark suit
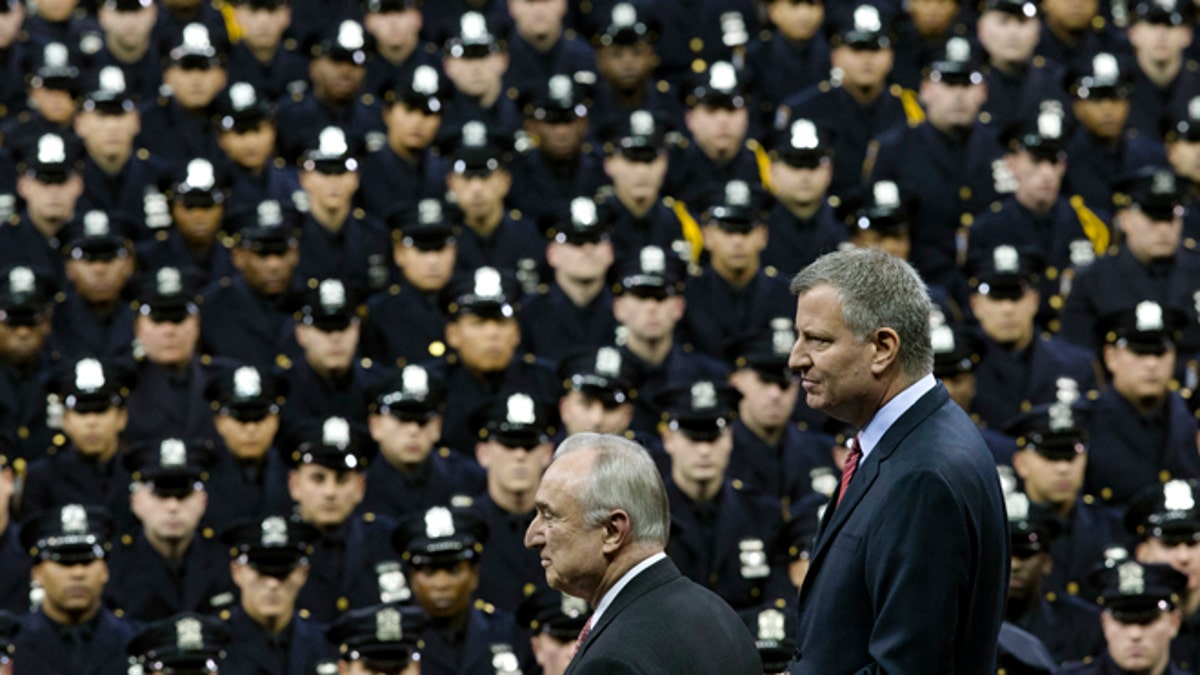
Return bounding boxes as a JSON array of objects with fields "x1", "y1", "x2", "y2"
[
  {"x1": 524, "y1": 432, "x2": 761, "y2": 674},
  {"x1": 785, "y1": 247, "x2": 1009, "y2": 673}
]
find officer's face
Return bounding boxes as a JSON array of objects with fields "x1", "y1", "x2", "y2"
[
  {"x1": 28, "y1": 87, "x2": 76, "y2": 125},
  {"x1": 1072, "y1": 98, "x2": 1130, "y2": 141},
  {"x1": 850, "y1": 229, "x2": 911, "y2": 260},
  {"x1": 35, "y1": 0, "x2": 77, "y2": 22},
  {"x1": 163, "y1": 66, "x2": 227, "y2": 110},
  {"x1": 477, "y1": 439, "x2": 554, "y2": 497},
  {"x1": 61, "y1": 406, "x2": 127, "y2": 458},
  {"x1": 969, "y1": 289, "x2": 1038, "y2": 348},
  {"x1": 546, "y1": 239, "x2": 613, "y2": 282},
  {"x1": 0, "y1": 4, "x2": 25, "y2": 48},
  {"x1": 214, "y1": 413, "x2": 280, "y2": 461},
  {"x1": 130, "y1": 484, "x2": 207, "y2": 543},
  {"x1": 729, "y1": 368, "x2": 800, "y2": 432},
  {"x1": 789, "y1": 284, "x2": 887, "y2": 426},
  {"x1": 1118, "y1": 207, "x2": 1184, "y2": 263},
  {"x1": 445, "y1": 315, "x2": 520, "y2": 373},
  {"x1": 509, "y1": 0, "x2": 567, "y2": 40},
  {"x1": 98, "y1": 4, "x2": 157, "y2": 50},
  {"x1": 526, "y1": 448, "x2": 609, "y2": 601},
  {"x1": 1042, "y1": 0, "x2": 1099, "y2": 31},
  {"x1": 0, "y1": 314, "x2": 53, "y2": 365},
  {"x1": 218, "y1": 122, "x2": 277, "y2": 170},
  {"x1": 1168, "y1": 140, "x2": 1200, "y2": 182},
  {"x1": 384, "y1": 103, "x2": 441, "y2": 155},
  {"x1": 295, "y1": 321, "x2": 361, "y2": 375},
  {"x1": 1138, "y1": 537, "x2": 1200, "y2": 591},
  {"x1": 17, "y1": 174, "x2": 83, "y2": 226},
  {"x1": 340, "y1": 659, "x2": 420, "y2": 675},
  {"x1": 768, "y1": 1, "x2": 824, "y2": 42},
  {"x1": 394, "y1": 242, "x2": 456, "y2": 292},
  {"x1": 364, "y1": 9, "x2": 422, "y2": 53},
  {"x1": 232, "y1": 561, "x2": 308, "y2": 623},
  {"x1": 769, "y1": 160, "x2": 832, "y2": 208},
  {"x1": 830, "y1": 46, "x2": 894, "y2": 90},
  {"x1": 686, "y1": 105, "x2": 749, "y2": 162},
  {"x1": 234, "y1": 5, "x2": 291, "y2": 52},
  {"x1": 1008, "y1": 550, "x2": 1052, "y2": 602},
  {"x1": 703, "y1": 225, "x2": 767, "y2": 278},
  {"x1": 300, "y1": 169, "x2": 361, "y2": 213},
  {"x1": 443, "y1": 53, "x2": 508, "y2": 99},
  {"x1": 369, "y1": 413, "x2": 441, "y2": 467},
  {"x1": 171, "y1": 201, "x2": 224, "y2": 244},
  {"x1": 33, "y1": 558, "x2": 108, "y2": 620},
  {"x1": 232, "y1": 246, "x2": 299, "y2": 297},
  {"x1": 75, "y1": 109, "x2": 140, "y2": 159},
  {"x1": 135, "y1": 314, "x2": 200, "y2": 366},
  {"x1": 1128, "y1": 22, "x2": 1192, "y2": 64},
  {"x1": 530, "y1": 632, "x2": 575, "y2": 675},
  {"x1": 663, "y1": 427, "x2": 733, "y2": 487},
  {"x1": 1013, "y1": 448, "x2": 1086, "y2": 507},
  {"x1": 596, "y1": 43, "x2": 656, "y2": 91},
  {"x1": 603, "y1": 152, "x2": 668, "y2": 205},
  {"x1": 977, "y1": 11, "x2": 1040, "y2": 66},
  {"x1": 1101, "y1": 609, "x2": 1180, "y2": 673},
  {"x1": 613, "y1": 294, "x2": 684, "y2": 342},
  {"x1": 909, "y1": 0, "x2": 959, "y2": 37},
  {"x1": 289, "y1": 464, "x2": 366, "y2": 528},
  {"x1": 920, "y1": 79, "x2": 987, "y2": 132},
  {"x1": 1104, "y1": 344, "x2": 1175, "y2": 403},
  {"x1": 558, "y1": 391, "x2": 633, "y2": 436},
  {"x1": 311, "y1": 57, "x2": 366, "y2": 103},
  {"x1": 941, "y1": 371, "x2": 976, "y2": 410},
  {"x1": 409, "y1": 560, "x2": 478, "y2": 619},
  {"x1": 527, "y1": 118, "x2": 588, "y2": 161},
  {"x1": 1006, "y1": 151, "x2": 1066, "y2": 212},
  {"x1": 447, "y1": 171, "x2": 510, "y2": 220}
]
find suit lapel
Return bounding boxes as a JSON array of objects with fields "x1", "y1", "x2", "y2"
[{"x1": 571, "y1": 558, "x2": 679, "y2": 663}]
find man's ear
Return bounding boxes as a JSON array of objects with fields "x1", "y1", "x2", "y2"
[
  {"x1": 869, "y1": 327, "x2": 901, "y2": 375},
  {"x1": 601, "y1": 508, "x2": 632, "y2": 555}
]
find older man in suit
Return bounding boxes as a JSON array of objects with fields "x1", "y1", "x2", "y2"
[
  {"x1": 525, "y1": 432, "x2": 761, "y2": 674},
  {"x1": 786, "y1": 247, "x2": 1009, "y2": 673}
]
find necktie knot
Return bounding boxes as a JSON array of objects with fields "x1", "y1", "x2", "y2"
[{"x1": 837, "y1": 434, "x2": 863, "y2": 506}]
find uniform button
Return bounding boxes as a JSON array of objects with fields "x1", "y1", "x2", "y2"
[
  {"x1": 690, "y1": 38, "x2": 704, "y2": 52},
  {"x1": 960, "y1": 213, "x2": 973, "y2": 226},
  {"x1": 958, "y1": 187, "x2": 971, "y2": 200},
  {"x1": 1067, "y1": 582, "x2": 1080, "y2": 595},
  {"x1": 337, "y1": 597, "x2": 349, "y2": 611}
]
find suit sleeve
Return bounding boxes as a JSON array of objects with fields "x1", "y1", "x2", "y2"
[{"x1": 858, "y1": 468, "x2": 972, "y2": 673}]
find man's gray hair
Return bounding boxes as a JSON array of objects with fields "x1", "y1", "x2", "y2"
[
  {"x1": 554, "y1": 433, "x2": 670, "y2": 547},
  {"x1": 791, "y1": 248, "x2": 934, "y2": 380}
]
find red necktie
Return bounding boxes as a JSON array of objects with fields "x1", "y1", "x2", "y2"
[
  {"x1": 573, "y1": 616, "x2": 593, "y2": 656},
  {"x1": 836, "y1": 434, "x2": 863, "y2": 506}
]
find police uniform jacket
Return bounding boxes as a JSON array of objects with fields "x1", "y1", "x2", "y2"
[
  {"x1": 362, "y1": 280, "x2": 450, "y2": 368},
  {"x1": 981, "y1": 59, "x2": 1069, "y2": 133},
  {"x1": 588, "y1": 78, "x2": 687, "y2": 135},
  {"x1": 275, "y1": 93, "x2": 385, "y2": 165},
  {"x1": 1043, "y1": 497, "x2": 1127, "y2": 600},
  {"x1": 421, "y1": 0, "x2": 511, "y2": 47},
  {"x1": 502, "y1": 33, "x2": 597, "y2": 104},
  {"x1": 0, "y1": 214, "x2": 68, "y2": 287},
  {"x1": 81, "y1": 44, "x2": 164, "y2": 104},
  {"x1": 284, "y1": 0, "x2": 360, "y2": 54},
  {"x1": 362, "y1": 50, "x2": 442, "y2": 108},
  {"x1": 888, "y1": 20, "x2": 954, "y2": 91},
  {"x1": 0, "y1": 41, "x2": 29, "y2": 122},
  {"x1": 221, "y1": 608, "x2": 336, "y2": 675},
  {"x1": 136, "y1": 97, "x2": 224, "y2": 172},
  {"x1": 424, "y1": 355, "x2": 559, "y2": 453},
  {"x1": 474, "y1": 494, "x2": 547, "y2": 613},
  {"x1": 1034, "y1": 23, "x2": 1130, "y2": 69},
  {"x1": 358, "y1": 145, "x2": 448, "y2": 222},
  {"x1": 125, "y1": 357, "x2": 227, "y2": 446},
  {"x1": 746, "y1": 31, "x2": 832, "y2": 133},
  {"x1": 221, "y1": 160, "x2": 303, "y2": 225},
  {"x1": 439, "y1": 90, "x2": 524, "y2": 140},
  {"x1": 359, "y1": 449, "x2": 486, "y2": 521},
  {"x1": 508, "y1": 146, "x2": 608, "y2": 227},
  {"x1": 77, "y1": 155, "x2": 170, "y2": 233},
  {"x1": 666, "y1": 480, "x2": 791, "y2": 613},
  {"x1": 105, "y1": 528, "x2": 236, "y2": 622},
  {"x1": 224, "y1": 43, "x2": 310, "y2": 104},
  {"x1": 20, "y1": 446, "x2": 134, "y2": 529},
  {"x1": 1062, "y1": 652, "x2": 1190, "y2": 674},
  {"x1": 760, "y1": 201, "x2": 845, "y2": 280},
  {"x1": 136, "y1": 230, "x2": 236, "y2": 289},
  {"x1": 452, "y1": 213, "x2": 545, "y2": 283},
  {"x1": 418, "y1": 606, "x2": 529, "y2": 675},
  {"x1": 296, "y1": 513, "x2": 399, "y2": 623},
  {"x1": 622, "y1": 345, "x2": 729, "y2": 436},
  {"x1": 664, "y1": 141, "x2": 766, "y2": 211},
  {"x1": 867, "y1": 120, "x2": 1007, "y2": 288},
  {"x1": 0, "y1": 356, "x2": 57, "y2": 463},
  {"x1": 278, "y1": 359, "x2": 376, "y2": 441},
  {"x1": 680, "y1": 266, "x2": 795, "y2": 361},
  {"x1": 23, "y1": 14, "x2": 102, "y2": 54},
  {"x1": 518, "y1": 282, "x2": 617, "y2": 365},
  {"x1": 200, "y1": 276, "x2": 300, "y2": 371},
  {"x1": 151, "y1": 4, "x2": 230, "y2": 59},
  {"x1": 1063, "y1": 128, "x2": 1167, "y2": 214},
  {"x1": 1015, "y1": 592, "x2": 1106, "y2": 665},
  {"x1": 971, "y1": 335, "x2": 1098, "y2": 431},
  {"x1": 601, "y1": 195, "x2": 691, "y2": 273},
  {"x1": 642, "y1": 0, "x2": 759, "y2": 85},
  {"x1": 0, "y1": 522, "x2": 31, "y2": 614},
  {"x1": 296, "y1": 212, "x2": 392, "y2": 296},
  {"x1": 729, "y1": 421, "x2": 840, "y2": 509},
  {"x1": 1128, "y1": 64, "x2": 1200, "y2": 141},
  {"x1": 12, "y1": 607, "x2": 136, "y2": 675},
  {"x1": 997, "y1": 621, "x2": 1061, "y2": 675},
  {"x1": 202, "y1": 446, "x2": 292, "y2": 532},
  {"x1": 0, "y1": 116, "x2": 78, "y2": 171},
  {"x1": 51, "y1": 290, "x2": 136, "y2": 363}
]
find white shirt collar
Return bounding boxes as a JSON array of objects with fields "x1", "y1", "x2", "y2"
[
  {"x1": 856, "y1": 373, "x2": 937, "y2": 462},
  {"x1": 589, "y1": 551, "x2": 667, "y2": 628}
]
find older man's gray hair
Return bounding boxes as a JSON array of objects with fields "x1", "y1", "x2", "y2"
[
  {"x1": 791, "y1": 248, "x2": 934, "y2": 380},
  {"x1": 554, "y1": 433, "x2": 670, "y2": 547}
]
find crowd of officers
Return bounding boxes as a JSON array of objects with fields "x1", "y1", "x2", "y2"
[{"x1": 6, "y1": 0, "x2": 1200, "y2": 673}]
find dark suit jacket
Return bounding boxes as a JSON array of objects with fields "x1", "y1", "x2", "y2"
[
  {"x1": 789, "y1": 384, "x2": 1009, "y2": 674},
  {"x1": 567, "y1": 557, "x2": 761, "y2": 675}
]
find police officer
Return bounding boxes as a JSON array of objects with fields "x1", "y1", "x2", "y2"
[
  {"x1": 727, "y1": 323, "x2": 841, "y2": 508},
  {"x1": 325, "y1": 602, "x2": 427, "y2": 675},
  {"x1": 588, "y1": 2, "x2": 685, "y2": 132},
  {"x1": 14, "y1": 504, "x2": 136, "y2": 674},
  {"x1": 1087, "y1": 302, "x2": 1200, "y2": 505},
  {"x1": 359, "y1": 65, "x2": 450, "y2": 222},
  {"x1": 126, "y1": 612, "x2": 233, "y2": 675},
  {"x1": 782, "y1": 493, "x2": 828, "y2": 592},
  {"x1": 364, "y1": 364, "x2": 486, "y2": 520},
  {"x1": 284, "y1": 416, "x2": 399, "y2": 622},
  {"x1": 746, "y1": 0, "x2": 831, "y2": 134},
  {"x1": 361, "y1": 0, "x2": 439, "y2": 101},
  {"x1": 136, "y1": 158, "x2": 235, "y2": 286},
  {"x1": 681, "y1": 179, "x2": 794, "y2": 360},
  {"x1": 204, "y1": 363, "x2": 293, "y2": 526},
  {"x1": 1, "y1": 133, "x2": 83, "y2": 285},
  {"x1": 275, "y1": 19, "x2": 383, "y2": 164},
  {"x1": 220, "y1": 515, "x2": 335, "y2": 675},
  {"x1": 21, "y1": 358, "x2": 131, "y2": 525},
  {"x1": 1036, "y1": 0, "x2": 1131, "y2": 67},
  {"x1": 137, "y1": 24, "x2": 228, "y2": 170},
  {"x1": 761, "y1": 117, "x2": 845, "y2": 279},
  {"x1": 471, "y1": 391, "x2": 557, "y2": 612},
  {"x1": 440, "y1": 12, "x2": 523, "y2": 138},
  {"x1": 1164, "y1": 98, "x2": 1200, "y2": 245},
  {"x1": 1008, "y1": 400, "x2": 1126, "y2": 599},
  {"x1": 0, "y1": 266, "x2": 59, "y2": 462},
  {"x1": 1061, "y1": 561, "x2": 1189, "y2": 674},
  {"x1": 555, "y1": 345, "x2": 642, "y2": 439},
  {"x1": 108, "y1": 438, "x2": 236, "y2": 622},
  {"x1": 224, "y1": 0, "x2": 309, "y2": 104},
  {"x1": 294, "y1": 126, "x2": 392, "y2": 296},
  {"x1": 89, "y1": 0, "x2": 161, "y2": 103},
  {"x1": 363, "y1": 199, "x2": 457, "y2": 368},
  {"x1": 1004, "y1": 491, "x2": 1106, "y2": 664},
  {"x1": 1, "y1": 42, "x2": 81, "y2": 161},
  {"x1": 212, "y1": 81, "x2": 302, "y2": 224},
  {"x1": 0, "y1": 448, "x2": 30, "y2": 615},
  {"x1": 200, "y1": 200, "x2": 302, "y2": 370},
  {"x1": 840, "y1": 179, "x2": 916, "y2": 263},
  {"x1": 889, "y1": 0, "x2": 968, "y2": 90},
  {"x1": 426, "y1": 266, "x2": 558, "y2": 453},
  {"x1": 515, "y1": 587, "x2": 590, "y2": 675},
  {"x1": 504, "y1": 0, "x2": 595, "y2": 104},
  {"x1": 520, "y1": 196, "x2": 618, "y2": 363},
  {"x1": 659, "y1": 379, "x2": 792, "y2": 614},
  {"x1": 280, "y1": 278, "x2": 376, "y2": 439},
  {"x1": 1125, "y1": 0, "x2": 1200, "y2": 139},
  {"x1": 391, "y1": 506, "x2": 529, "y2": 675},
  {"x1": 977, "y1": 0, "x2": 1066, "y2": 133},
  {"x1": 967, "y1": 245, "x2": 1098, "y2": 431}
]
